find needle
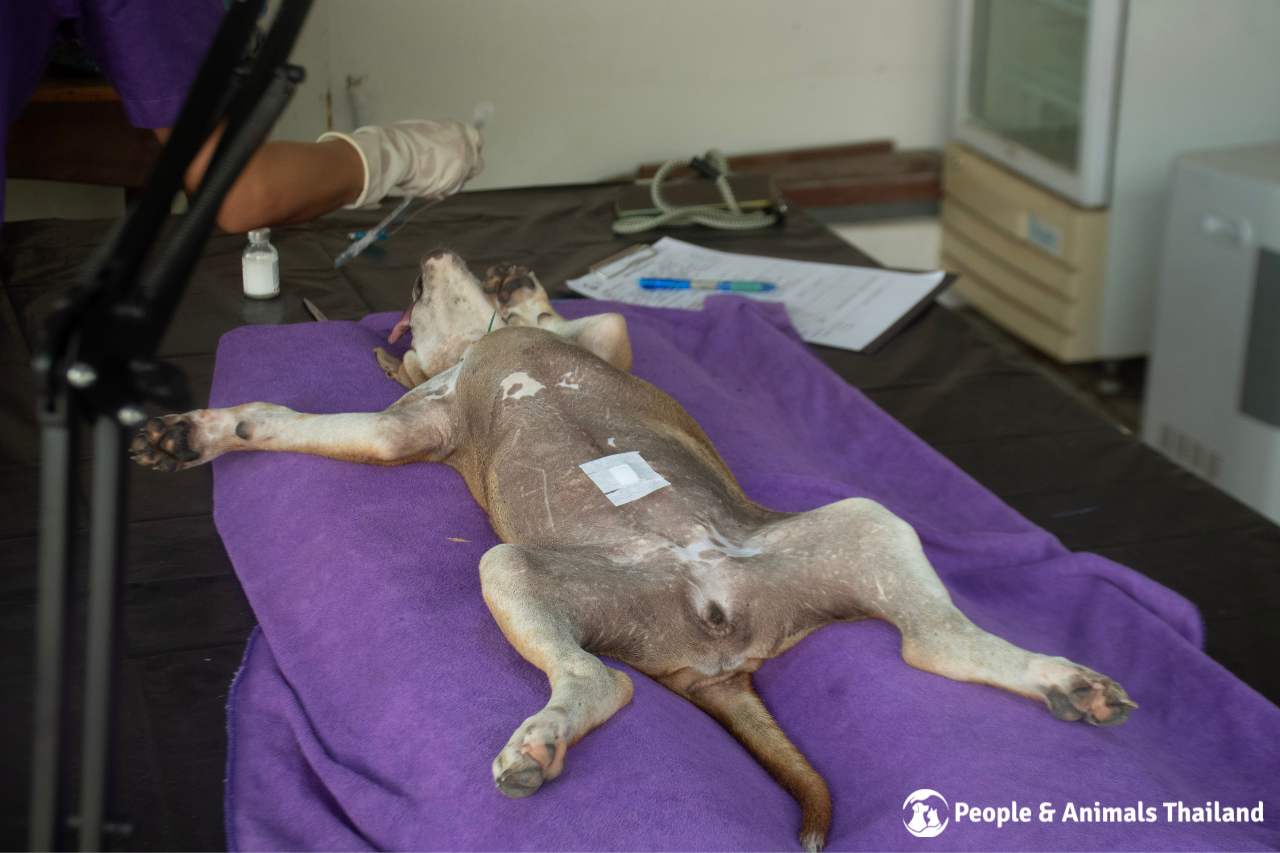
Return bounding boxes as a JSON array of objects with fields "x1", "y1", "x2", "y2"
[{"x1": 333, "y1": 196, "x2": 418, "y2": 269}]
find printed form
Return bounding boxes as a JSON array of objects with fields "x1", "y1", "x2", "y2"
[{"x1": 565, "y1": 237, "x2": 948, "y2": 352}]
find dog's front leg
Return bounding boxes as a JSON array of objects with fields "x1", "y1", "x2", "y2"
[{"x1": 130, "y1": 380, "x2": 456, "y2": 471}]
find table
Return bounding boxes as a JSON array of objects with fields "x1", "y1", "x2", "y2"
[{"x1": 2, "y1": 183, "x2": 1277, "y2": 850}]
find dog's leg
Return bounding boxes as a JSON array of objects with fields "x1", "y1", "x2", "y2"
[
  {"x1": 130, "y1": 377, "x2": 456, "y2": 471},
  {"x1": 671, "y1": 672, "x2": 831, "y2": 852},
  {"x1": 756, "y1": 498, "x2": 1136, "y2": 726},
  {"x1": 551, "y1": 314, "x2": 632, "y2": 372},
  {"x1": 480, "y1": 544, "x2": 634, "y2": 798}
]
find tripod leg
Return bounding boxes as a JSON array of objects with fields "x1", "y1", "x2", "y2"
[
  {"x1": 30, "y1": 401, "x2": 80, "y2": 852},
  {"x1": 78, "y1": 415, "x2": 129, "y2": 852}
]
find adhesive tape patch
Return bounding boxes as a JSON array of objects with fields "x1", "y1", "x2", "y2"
[{"x1": 579, "y1": 451, "x2": 670, "y2": 506}]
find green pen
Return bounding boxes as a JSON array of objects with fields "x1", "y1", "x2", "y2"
[{"x1": 639, "y1": 277, "x2": 777, "y2": 292}]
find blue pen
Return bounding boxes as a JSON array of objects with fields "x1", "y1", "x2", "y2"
[{"x1": 639, "y1": 277, "x2": 777, "y2": 292}]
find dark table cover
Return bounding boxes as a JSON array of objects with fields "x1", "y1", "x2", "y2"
[{"x1": 1, "y1": 183, "x2": 1278, "y2": 850}]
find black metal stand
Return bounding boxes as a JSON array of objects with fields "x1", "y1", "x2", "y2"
[{"x1": 28, "y1": 1, "x2": 312, "y2": 848}]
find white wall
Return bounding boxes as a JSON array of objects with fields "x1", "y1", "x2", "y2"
[
  {"x1": 5, "y1": 0, "x2": 956, "y2": 218},
  {"x1": 266, "y1": 0, "x2": 332, "y2": 142},
  {"x1": 321, "y1": 0, "x2": 957, "y2": 189}
]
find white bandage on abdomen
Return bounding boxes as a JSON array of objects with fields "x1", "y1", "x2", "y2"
[{"x1": 580, "y1": 451, "x2": 670, "y2": 506}]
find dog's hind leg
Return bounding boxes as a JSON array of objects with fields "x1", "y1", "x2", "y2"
[
  {"x1": 756, "y1": 498, "x2": 1136, "y2": 726},
  {"x1": 670, "y1": 672, "x2": 831, "y2": 852},
  {"x1": 480, "y1": 544, "x2": 634, "y2": 798}
]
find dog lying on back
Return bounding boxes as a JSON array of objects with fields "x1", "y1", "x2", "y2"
[{"x1": 132, "y1": 251, "x2": 1135, "y2": 850}]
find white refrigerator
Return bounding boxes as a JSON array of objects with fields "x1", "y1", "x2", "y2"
[
  {"x1": 1143, "y1": 144, "x2": 1280, "y2": 524},
  {"x1": 947, "y1": 0, "x2": 1280, "y2": 360}
]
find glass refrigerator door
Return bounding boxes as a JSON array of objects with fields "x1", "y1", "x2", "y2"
[{"x1": 957, "y1": 0, "x2": 1124, "y2": 206}]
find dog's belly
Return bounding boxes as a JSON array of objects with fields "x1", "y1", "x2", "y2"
[
  {"x1": 456, "y1": 333, "x2": 772, "y2": 547},
  {"x1": 485, "y1": 431, "x2": 800, "y2": 674},
  {"x1": 447, "y1": 329, "x2": 811, "y2": 677},
  {"x1": 479, "y1": 398, "x2": 770, "y2": 549}
]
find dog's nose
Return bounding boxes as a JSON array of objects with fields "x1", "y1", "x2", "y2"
[{"x1": 422, "y1": 249, "x2": 458, "y2": 270}]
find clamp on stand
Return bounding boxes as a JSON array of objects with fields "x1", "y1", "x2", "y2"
[{"x1": 28, "y1": 1, "x2": 311, "y2": 848}]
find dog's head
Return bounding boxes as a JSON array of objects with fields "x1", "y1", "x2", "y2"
[{"x1": 387, "y1": 249, "x2": 507, "y2": 377}]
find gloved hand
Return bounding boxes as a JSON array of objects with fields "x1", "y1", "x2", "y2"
[{"x1": 318, "y1": 119, "x2": 484, "y2": 209}]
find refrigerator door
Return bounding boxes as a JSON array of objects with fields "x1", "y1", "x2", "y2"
[{"x1": 955, "y1": 0, "x2": 1125, "y2": 207}]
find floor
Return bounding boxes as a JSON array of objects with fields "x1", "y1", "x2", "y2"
[{"x1": 827, "y1": 216, "x2": 1147, "y2": 435}]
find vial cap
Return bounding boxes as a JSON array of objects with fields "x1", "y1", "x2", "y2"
[{"x1": 248, "y1": 228, "x2": 271, "y2": 243}]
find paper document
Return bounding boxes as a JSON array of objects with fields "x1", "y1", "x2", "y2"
[{"x1": 565, "y1": 237, "x2": 948, "y2": 352}]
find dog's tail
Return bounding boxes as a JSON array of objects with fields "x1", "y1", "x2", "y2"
[{"x1": 686, "y1": 672, "x2": 831, "y2": 852}]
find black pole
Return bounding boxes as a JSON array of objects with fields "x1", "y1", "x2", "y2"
[
  {"x1": 27, "y1": 1, "x2": 313, "y2": 847},
  {"x1": 77, "y1": 416, "x2": 130, "y2": 853},
  {"x1": 29, "y1": 393, "x2": 80, "y2": 853}
]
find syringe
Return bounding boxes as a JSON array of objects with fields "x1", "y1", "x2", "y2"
[{"x1": 333, "y1": 195, "x2": 415, "y2": 269}]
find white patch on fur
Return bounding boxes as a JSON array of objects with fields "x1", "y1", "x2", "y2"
[
  {"x1": 606, "y1": 437, "x2": 617, "y2": 448},
  {"x1": 671, "y1": 528, "x2": 762, "y2": 562},
  {"x1": 500, "y1": 371, "x2": 544, "y2": 400},
  {"x1": 556, "y1": 370, "x2": 581, "y2": 390}
]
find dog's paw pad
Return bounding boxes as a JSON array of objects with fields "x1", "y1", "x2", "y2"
[
  {"x1": 491, "y1": 710, "x2": 570, "y2": 798},
  {"x1": 130, "y1": 415, "x2": 203, "y2": 472},
  {"x1": 494, "y1": 751, "x2": 546, "y2": 798},
  {"x1": 1045, "y1": 668, "x2": 1136, "y2": 726}
]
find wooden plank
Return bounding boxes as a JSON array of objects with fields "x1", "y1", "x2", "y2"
[
  {"x1": 781, "y1": 167, "x2": 940, "y2": 208},
  {"x1": 6, "y1": 99, "x2": 161, "y2": 188},
  {"x1": 30, "y1": 78, "x2": 121, "y2": 104},
  {"x1": 635, "y1": 139, "x2": 895, "y2": 179},
  {"x1": 634, "y1": 143, "x2": 942, "y2": 209}
]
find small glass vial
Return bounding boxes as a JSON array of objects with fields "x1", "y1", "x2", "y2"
[{"x1": 242, "y1": 228, "x2": 280, "y2": 299}]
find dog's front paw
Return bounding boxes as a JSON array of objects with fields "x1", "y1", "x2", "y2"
[
  {"x1": 1042, "y1": 663, "x2": 1137, "y2": 726},
  {"x1": 491, "y1": 706, "x2": 570, "y2": 798},
  {"x1": 129, "y1": 414, "x2": 210, "y2": 472}
]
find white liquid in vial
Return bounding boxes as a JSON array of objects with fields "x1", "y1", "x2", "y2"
[{"x1": 242, "y1": 254, "x2": 279, "y2": 299}]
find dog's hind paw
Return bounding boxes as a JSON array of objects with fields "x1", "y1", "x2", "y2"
[
  {"x1": 491, "y1": 707, "x2": 570, "y2": 798},
  {"x1": 1042, "y1": 663, "x2": 1137, "y2": 726}
]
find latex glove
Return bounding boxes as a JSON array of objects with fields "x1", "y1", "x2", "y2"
[{"x1": 318, "y1": 119, "x2": 484, "y2": 209}]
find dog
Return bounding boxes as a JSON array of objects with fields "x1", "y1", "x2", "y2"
[{"x1": 131, "y1": 250, "x2": 1136, "y2": 851}]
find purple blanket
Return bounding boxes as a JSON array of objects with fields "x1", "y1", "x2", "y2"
[{"x1": 212, "y1": 298, "x2": 1279, "y2": 851}]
